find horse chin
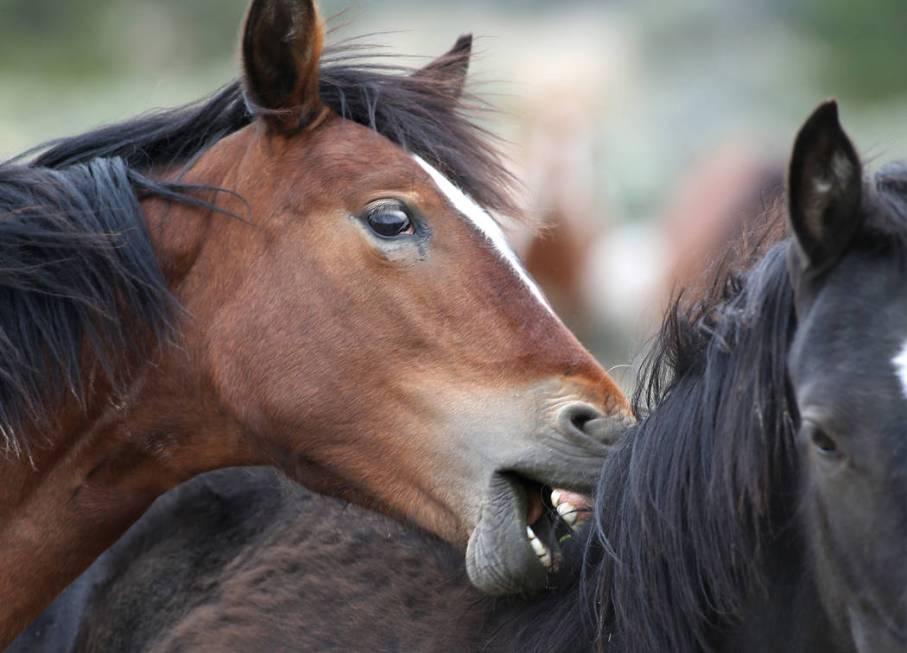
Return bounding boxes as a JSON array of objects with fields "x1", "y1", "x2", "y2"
[{"x1": 465, "y1": 473, "x2": 559, "y2": 595}]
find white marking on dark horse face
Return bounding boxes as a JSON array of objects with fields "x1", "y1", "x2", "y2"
[
  {"x1": 894, "y1": 341, "x2": 907, "y2": 399},
  {"x1": 413, "y1": 155, "x2": 554, "y2": 315}
]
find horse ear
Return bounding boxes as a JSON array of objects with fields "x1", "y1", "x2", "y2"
[
  {"x1": 413, "y1": 34, "x2": 473, "y2": 100},
  {"x1": 241, "y1": 0, "x2": 325, "y2": 133},
  {"x1": 788, "y1": 100, "x2": 863, "y2": 273}
]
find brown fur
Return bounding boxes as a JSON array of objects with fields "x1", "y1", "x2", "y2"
[{"x1": 0, "y1": 1, "x2": 627, "y2": 645}]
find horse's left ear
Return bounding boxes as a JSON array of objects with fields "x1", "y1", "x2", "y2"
[
  {"x1": 241, "y1": 0, "x2": 325, "y2": 133},
  {"x1": 413, "y1": 34, "x2": 473, "y2": 100},
  {"x1": 788, "y1": 100, "x2": 863, "y2": 273}
]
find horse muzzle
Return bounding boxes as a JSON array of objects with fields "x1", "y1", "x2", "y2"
[{"x1": 464, "y1": 408, "x2": 633, "y2": 595}]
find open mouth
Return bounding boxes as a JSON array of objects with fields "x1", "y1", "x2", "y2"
[
  {"x1": 465, "y1": 472, "x2": 593, "y2": 595},
  {"x1": 526, "y1": 484, "x2": 591, "y2": 570}
]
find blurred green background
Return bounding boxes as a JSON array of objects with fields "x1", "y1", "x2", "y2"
[
  {"x1": 0, "y1": 0, "x2": 904, "y2": 374},
  {"x1": 1, "y1": 1, "x2": 904, "y2": 173},
  {"x1": 1, "y1": 0, "x2": 903, "y2": 211}
]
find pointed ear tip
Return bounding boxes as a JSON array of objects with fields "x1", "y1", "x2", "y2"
[
  {"x1": 453, "y1": 33, "x2": 473, "y2": 53},
  {"x1": 818, "y1": 98, "x2": 839, "y2": 118},
  {"x1": 808, "y1": 99, "x2": 841, "y2": 128},
  {"x1": 793, "y1": 100, "x2": 849, "y2": 151},
  {"x1": 246, "y1": 0, "x2": 319, "y2": 15}
]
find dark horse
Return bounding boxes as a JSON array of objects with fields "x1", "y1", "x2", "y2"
[
  {"x1": 0, "y1": 0, "x2": 632, "y2": 644},
  {"x1": 18, "y1": 102, "x2": 906, "y2": 652}
]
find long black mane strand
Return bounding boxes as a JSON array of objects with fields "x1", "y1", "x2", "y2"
[
  {"x1": 588, "y1": 239, "x2": 800, "y2": 653},
  {"x1": 0, "y1": 44, "x2": 512, "y2": 457}
]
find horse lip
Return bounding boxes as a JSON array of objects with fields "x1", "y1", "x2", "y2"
[
  {"x1": 462, "y1": 418, "x2": 616, "y2": 595},
  {"x1": 465, "y1": 472, "x2": 549, "y2": 595}
]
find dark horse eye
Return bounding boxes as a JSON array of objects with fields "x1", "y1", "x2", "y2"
[
  {"x1": 365, "y1": 203, "x2": 414, "y2": 238},
  {"x1": 808, "y1": 426, "x2": 842, "y2": 459}
]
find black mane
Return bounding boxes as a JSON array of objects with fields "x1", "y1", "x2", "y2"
[
  {"x1": 590, "y1": 240, "x2": 799, "y2": 653},
  {"x1": 0, "y1": 45, "x2": 513, "y2": 457}
]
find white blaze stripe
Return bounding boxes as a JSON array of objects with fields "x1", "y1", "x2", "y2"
[
  {"x1": 413, "y1": 155, "x2": 554, "y2": 315},
  {"x1": 894, "y1": 341, "x2": 907, "y2": 399}
]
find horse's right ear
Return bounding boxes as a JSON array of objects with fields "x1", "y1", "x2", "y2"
[
  {"x1": 788, "y1": 100, "x2": 863, "y2": 274},
  {"x1": 412, "y1": 34, "x2": 473, "y2": 100},
  {"x1": 242, "y1": 0, "x2": 325, "y2": 133}
]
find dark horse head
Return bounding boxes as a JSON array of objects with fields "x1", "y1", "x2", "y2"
[{"x1": 786, "y1": 102, "x2": 907, "y2": 651}]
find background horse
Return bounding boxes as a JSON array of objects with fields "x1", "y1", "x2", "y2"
[
  {"x1": 28, "y1": 102, "x2": 906, "y2": 652},
  {"x1": 0, "y1": 0, "x2": 632, "y2": 643}
]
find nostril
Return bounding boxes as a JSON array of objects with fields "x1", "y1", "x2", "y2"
[
  {"x1": 558, "y1": 403, "x2": 630, "y2": 446},
  {"x1": 560, "y1": 403, "x2": 604, "y2": 438},
  {"x1": 568, "y1": 406, "x2": 599, "y2": 434}
]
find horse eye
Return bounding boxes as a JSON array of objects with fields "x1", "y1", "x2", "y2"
[
  {"x1": 365, "y1": 204, "x2": 414, "y2": 238},
  {"x1": 809, "y1": 426, "x2": 842, "y2": 459}
]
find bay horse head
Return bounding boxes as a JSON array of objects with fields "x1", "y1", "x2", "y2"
[
  {"x1": 0, "y1": 0, "x2": 629, "y2": 638},
  {"x1": 193, "y1": 2, "x2": 624, "y2": 593},
  {"x1": 786, "y1": 102, "x2": 907, "y2": 651},
  {"x1": 190, "y1": 0, "x2": 631, "y2": 597}
]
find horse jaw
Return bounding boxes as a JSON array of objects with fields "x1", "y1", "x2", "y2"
[{"x1": 465, "y1": 473, "x2": 548, "y2": 595}]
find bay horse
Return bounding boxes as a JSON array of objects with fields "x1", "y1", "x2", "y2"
[
  {"x1": 24, "y1": 102, "x2": 906, "y2": 652},
  {"x1": 0, "y1": 0, "x2": 632, "y2": 644}
]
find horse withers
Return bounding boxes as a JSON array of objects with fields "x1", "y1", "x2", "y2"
[
  {"x1": 37, "y1": 102, "x2": 906, "y2": 652},
  {"x1": 0, "y1": 0, "x2": 630, "y2": 643}
]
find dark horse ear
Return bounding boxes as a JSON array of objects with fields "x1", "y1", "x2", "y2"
[
  {"x1": 242, "y1": 0, "x2": 325, "y2": 133},
  {"x1": 413, "y1": 34, "x2": 473, "y2": 100},
  {"x1": 788, "y1": 100, "x2": 863, "y2": 273}
]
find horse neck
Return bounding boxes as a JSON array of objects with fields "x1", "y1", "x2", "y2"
[
  {"x1": 0, "y1": 142, "x2": 261, "y2": 646},
  {"x1": 718, "y1": 529, "x2": 850, "y2": 653}
]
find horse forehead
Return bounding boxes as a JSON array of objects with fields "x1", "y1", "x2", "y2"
[
  {"x1": 412, "y1": 156, "x2": 554, "y2": 315},
  {"x1": 296, "y1": 116, "x2": 411, "y2": 166},
  {"x1": 848, "y1": 256, "x2": 907, "y2": 401}
]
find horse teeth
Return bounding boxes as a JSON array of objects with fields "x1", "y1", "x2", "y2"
[
  {"x1": 526, "y1": 526, "x2": 553, "y2": 570},
  {"x1": 551, "y1": 488, "x2": 590, "y2": 529},
  {"x1": 556, "y1": 501, "x2": 579, "y2": 527}
]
